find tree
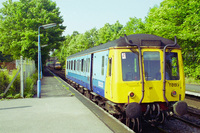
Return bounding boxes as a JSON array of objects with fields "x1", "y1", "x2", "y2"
[
  {"x1": 121, "y1": 17, "x2": 145, "y2": 36},
  {"x1": 95, "y1": 21, "x2": 123, "y2": 46},
  {"x1": 0, "y1": 0, "x2": 66, "y2": 63},
  {"x1": 144, "y1": 0, "x2": 200, "y2": 79}
]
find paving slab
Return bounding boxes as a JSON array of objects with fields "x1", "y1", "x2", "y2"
[{"x1": 0, "y1": 97, "x2": 113, "y2": 133}]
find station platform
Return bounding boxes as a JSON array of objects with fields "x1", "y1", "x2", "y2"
[
  {"x1": 0, "y1": 68, "x2": 133, "y2": 133},
  {"x1": 185, "y1": 84, "x2": 200, "y2": 97}
]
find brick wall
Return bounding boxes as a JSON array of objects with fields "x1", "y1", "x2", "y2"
[{"x1": 0, "y1": 61, "x2": 16, "y2": 71}]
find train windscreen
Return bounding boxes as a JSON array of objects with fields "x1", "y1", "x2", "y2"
[
  {"x1": 165, "y1": 52, "x2": 179, "y2": 80},
  {"x1": 143, "y1": 52, "x2": 161, "y2": 80},
  {"x1": 121, "y1": 52, "x2": 140, "y2": 81}
]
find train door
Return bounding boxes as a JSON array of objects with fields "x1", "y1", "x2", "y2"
[
  {"x1": 142, "y1": 50, "x2": 164, "y2": 102},
  {"x1": 90, "y1": 53, "x2": 93, "y2": 91},
  {"x1": 105, "y1": 57, "x2": 113, "y2": 99}
]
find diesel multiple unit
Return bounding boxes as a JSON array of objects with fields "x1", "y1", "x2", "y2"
[{"x1": 65, "y1": 34, "x2": 187, "y2": 132}]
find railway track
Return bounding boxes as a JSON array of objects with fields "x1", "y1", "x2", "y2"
[
  {"x1": 173, "y1": 107, "x2": 200, "y2": 128},
  {"x1": 49, "y1": 67, "x2": 200, "y2": 133}
]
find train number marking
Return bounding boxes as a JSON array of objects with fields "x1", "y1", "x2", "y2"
[{"x1": 168, "y1": 83, "x2": 179, "y2": 87}]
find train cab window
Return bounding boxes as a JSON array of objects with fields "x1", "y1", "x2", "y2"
[
  {"x1": 101, "y1": 56, "x2": 105, "y2": 75},
  {"x1": 165, "y1": 52, "x2": 179, "y2": 80},
  {"x1": 143, "y1": 52, "x2": 160, "y2": 80},
  {"x1": 121, "y1": 52, "x2": 140, "y2": 81}
]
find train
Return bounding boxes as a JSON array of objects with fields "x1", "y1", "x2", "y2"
[
  {"x1": 65, "y1": 34, "x2": 188, "y2": 132},
  {"x1": 54, "y1": 62, "x2": 62, "y2": 70}
]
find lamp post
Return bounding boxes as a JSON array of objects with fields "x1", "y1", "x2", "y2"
[{"x1": 37, "y1": 23, "x2": 57, "y2": 98}]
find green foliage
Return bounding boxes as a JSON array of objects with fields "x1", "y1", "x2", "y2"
[
  {"x1": 8, "y1": 69, "x2": 20, "y2": 97},
  {"x1": 0, "y1": 69, "x2": 38, "y2": 99},
  {"x1": 0, "y1": 0, "x2": 66, "y2": 63},
  {"x1": 0, "y1": 52, "x2": 13, "y2": 62},
  {"x1": 24, "y1": 72, "x2": 38, "y2": 98},
  {"x1": 0, "y1": 70, "x2": 10, "y2": 94},
  {"x1": 144, "y1": 0, "x2": 200, "y2": 79},
  {"x1": 52, "y1": 0, "x2": 199, "y2": 80}
]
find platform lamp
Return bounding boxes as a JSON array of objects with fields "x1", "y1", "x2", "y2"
[{"x1": 37, "y1": 23, "x2": 57, "y2": 98}]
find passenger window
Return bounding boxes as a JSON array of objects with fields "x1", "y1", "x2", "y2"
[
  {"x1": 67, "y1": 61, "x2": 68, "y2": 69},
  {"x1": 71, "y1": 60, "x2": 73, "y2": 70},
  {"x1": 81, "y1": 59, "x2": 84, "y2": 72},
  {"x1": 87, "y1": 58, "x2": 90, "y2": 73},
  {"x1": 77, "y1": 60, "x2": 80, "y2": 71},
  {"x1": 69, "y1": 61, "x2": 71, "y2": 70},
  {"x1": 74, "y1": 60, "x2": 76, "y2": 70},
  {"x1": 101, "y1": 56, "x2": 105, "y2": 75},
  {"x1": 83, "y1": 59, "x2": 86, "y2": 72},
  {"x1": 108, "y1": 58, "x2": 112, "y2": 76}
]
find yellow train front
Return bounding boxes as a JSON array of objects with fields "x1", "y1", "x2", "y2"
[
  {"x1": 54, "y1": 62, "x2": 62, "y2": 70},
  {"x1": 66, "y1": 34, "x2": 187, "y2": 132}
]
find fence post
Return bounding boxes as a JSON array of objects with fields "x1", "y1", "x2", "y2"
[{"x1": 20, "y1": 56, "x2": 24, "y2": 98}]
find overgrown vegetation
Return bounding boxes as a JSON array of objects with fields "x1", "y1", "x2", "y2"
[{"x1": 0, "y1": 69, "x2": 38, "y2": 99}]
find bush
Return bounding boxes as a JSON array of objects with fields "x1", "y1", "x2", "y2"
[
  {"x1": 0, "y1": 70, "x2": 10, "y2": 95},
  {"x1": 7, "y1": 69, "x2": 20, "y2": 98},
  {"x1": 0, "y1": 69, "x2": 38, "y2": 99}
]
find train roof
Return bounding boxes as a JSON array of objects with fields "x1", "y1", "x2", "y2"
[{"x1": 67, "y1": 34, "x2": 180, "y2": 59}]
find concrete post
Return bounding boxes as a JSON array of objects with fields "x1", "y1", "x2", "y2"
[{"x1": 20, "y1": 56, "x2": 24, "y2": 98}]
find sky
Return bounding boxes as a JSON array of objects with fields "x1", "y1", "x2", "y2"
[{"x1": 0, "y1": 0, "x2": 163, "y2": 35}]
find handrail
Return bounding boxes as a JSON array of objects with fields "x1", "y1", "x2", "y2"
[
  {"x1": 163, "y1": 36, "x2": 177, "y2": 106},
  {"x1": 124, "y1": 34, "x2": 144, "y2": 104}
]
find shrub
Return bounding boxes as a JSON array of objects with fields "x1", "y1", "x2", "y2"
[{"x1": 0, "y1": 70, "x2": 10, "y2": 95}]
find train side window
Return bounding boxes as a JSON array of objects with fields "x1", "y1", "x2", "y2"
[
  {"x1": 86, "y1": 58, "x2": 88, "y2": 72},
  {"x1": 77, "y1": 59, "x2": 80, "y2": 71},
  {"x1": 84, "y1": 59, "x2": 86, "y2": 72},
  {"x1": 74, "y1": 60, "x2": 76, "y2": 71},
  {"x1": 69, "y1": 61, "x2": 71, "y2": 70},
  {"x1": 86, "y1": 58, "x2": 90, "y2": 73},
  {"x1": 81, "y1": 59, "x2": 84, "y2": 72},
  {"x1": 71, "y1": 60, "x2": 73, "y2": 70},
  {"x1": 108, "y1": 58, "x2": 112, "y2": 76},
  {"x1": 67, "y1": 61, "x2": 68, "y2": 69},
  {"x1": 101, "y1": 56, "x2": 105, "y2": 75}
]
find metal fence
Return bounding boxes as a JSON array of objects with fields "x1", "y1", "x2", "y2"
[{"x1": 3, "y1": 56, "x2": 36, "y2": 98}]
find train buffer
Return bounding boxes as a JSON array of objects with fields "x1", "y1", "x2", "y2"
[{"x1": 0, "y1": 67, "x2": 133, "y2": 133}]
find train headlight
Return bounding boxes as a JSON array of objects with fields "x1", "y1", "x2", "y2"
[
  {"x1": 129, "y1": 92, "x2": 135, "y2": 98},
  {"x1": 171, "y1": 90, "x2": 177, "y2": 97}
]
